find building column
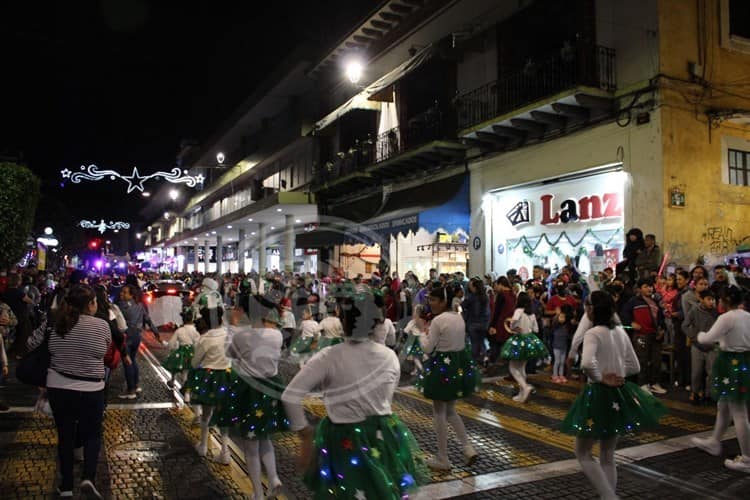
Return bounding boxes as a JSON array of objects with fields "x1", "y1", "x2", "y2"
[
  {"x1": 258, "y1": 223, "x2": 267, "y2": 274},
  {"x1": 238, "y1": 228, "x2": 246, "y2": 274},
  {"x1": 193, "y1": 243, "x2": 199, "y2": 274},
  {"x1": 204, "y1": 240, "x2": 210, "y2": 274},
  {"x1": 216, "y1": 235, "x2": 223, "y2": 275},
  {"x1": 284, "y1": 214, "x2": 295, "y2": 273}
]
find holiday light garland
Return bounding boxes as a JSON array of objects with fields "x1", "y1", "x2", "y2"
[
  {"x1": 61, "y1": 165, "x2": 204, "y2": 193},
  {"x1": 507, "y1": 227, "x2": 622, "y2": 253},
  {"x1": 79, "y1": 219, "x2": 131, "y2": 234}
]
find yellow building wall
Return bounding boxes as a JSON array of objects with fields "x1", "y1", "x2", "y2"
[{"x1": 658, "y1": 0, "x2": 750, "y2": 265}]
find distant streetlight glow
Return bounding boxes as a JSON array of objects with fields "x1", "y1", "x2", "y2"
[
  {"x1": 169, "y1": 189, "x2": 178, "y2": 200},
  {"x1": 142, "y1": 191, "x2": 151, "y2": 197},
  {"x1": 345, "y1": 60, "x2": 363, "y2": 84},
  {"x1": 216, "y1": 152, "x2": 226, "y2": 164},
  {"x1": 44, "y1": 227, "x2": 53, "y2": 235}
]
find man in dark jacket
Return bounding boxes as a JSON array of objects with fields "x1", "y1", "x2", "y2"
[
  {"x1": 621, "y1": 278, "x2": 666, "y2": 395},
  {"x1": 635, "y1": 234, "x2": 661, "y2": 280}
]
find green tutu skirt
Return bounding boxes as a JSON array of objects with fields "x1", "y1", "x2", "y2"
[
  {"x1": 314, "y1": 336, "x2": 343, "y2": 353},
  {"x1": 161, "y1": 345, "x2": 195, "y2": 374},
  {"x1": 183, "y1": 367, "x2": 233, "y2": 406},
  {"x1": 710, "y1": 351, "x2": 750, "y2": 402},
  {"x1": 560, "y1": 381, "x2": 667, "y2": 439},
  {"x1": 405, "y1": 335, "x2": 425, "y2": 359},
  {"x1": 500, "y1": 333, "x2": 549, "y2": 361},
  {"x1": 415, "y1": 349, "x2": 480, "y2": 401},
  {"x1": 212, "y1": 372, "x2": 290, "y2": 437},
  {"x1": 290, "y1": 335, "x2": 315, "y2": 355},
  {"x1": 304, "y1": 414, "x2": 429, "y2": 500}
]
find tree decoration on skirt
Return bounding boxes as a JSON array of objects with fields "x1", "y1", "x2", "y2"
[
  {"x1": 303, "y1": 414, "x2": 429, "y2": 499},
  {"x1": 290, "y1": 334, "x2": 315, "y2": 355},
  {"x1": 560, "y1": 381, "x2": 666, "y2": 439},
  {"x1": 416, "y1": 348, "x2": 480, "y2": 400},
  {"x1": 314, "y1": 336, "x2": 344, "y2": 352},
  {"x1": 211, "y1": 372, "x2": 290, "y2": 438},
  {"x1": 500, "y1": 332, "x2": 549, "y2": 361},
  {"x1": 61, "y1": 164, "x2": 204, "y2": 193},
  {"x1": 183, "y1": 367, "x2": 233, "y2": 406},
  {"x1": 710, "y1": 351, "x2": 750, "y2": 402},
  {"x1": 161, "y1": 345, "x2": 195, "y2": 374},
  {"x1": 79, "y1": 219, "x2": 130, "y2": 234}
]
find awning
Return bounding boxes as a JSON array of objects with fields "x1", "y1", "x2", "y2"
[
  {"x1": 297, "y1": 175, "x2": 470, "y2": 248},
  {"x1": 313, "y1": 44, "x2": 435, "y2": 131}
]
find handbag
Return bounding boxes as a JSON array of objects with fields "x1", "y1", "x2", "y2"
[
  {"x1": 16, "y1": 328, "x2": 51, "y2": 387},
  {"x1": 104, "y1": 341, "x2": 121, "y2": 369}
]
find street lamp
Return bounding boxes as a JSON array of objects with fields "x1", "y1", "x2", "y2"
[
  {"x1": 216, "y1": 152, "x2": 226, "y2": 165},
  {"x1": 345, "y1": 60, "x2": 363, "y2": 84},
  {"x1": 44, "y1": 227, "x2": 53, "y2": 235},
  {"x1": 169, "y1": 189, "x2": 179, "y2": 201}
]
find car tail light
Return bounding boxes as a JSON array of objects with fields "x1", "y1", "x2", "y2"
[
  {"x1": 167, "y1": 288, "x2": 177, "y2": 294},
  {"x1": 146, "y1": 294, "x2": 153, "y2": 304}
]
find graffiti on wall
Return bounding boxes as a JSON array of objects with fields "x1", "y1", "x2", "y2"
[{"x1": 701, "y1": 226, "x2": 748, "y2": 254}]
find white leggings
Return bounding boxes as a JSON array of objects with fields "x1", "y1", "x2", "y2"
[
  {"x1": 243, "y1": 438, "x2": 281, "y2": 500},
  {"x1": 553, "y1": 348, "x2": 567, "y2": 377},
  {"x1": 575, "y1": 436, "x2": 619, "y2": 499},
  {"x1": 712, "y1": 400, "x2": 750, "y2": 457},
  {"x1": 432, "y1": 400, "x2": 469, "y2": 460},
  {"x1": 197, "y1": 406, "x2": 230, "y2": 458},
  {"x1": 509, "y1": 360, "x2": 530, "y2": 391}
]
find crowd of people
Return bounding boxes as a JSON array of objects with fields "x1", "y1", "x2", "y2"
[{"x1": 1, "y1": 226, "x2": 750, "y2": 499}]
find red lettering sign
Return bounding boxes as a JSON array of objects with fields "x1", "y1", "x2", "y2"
[{"x1": 539, "y1": 193, "x2": 621, "y2": 225}]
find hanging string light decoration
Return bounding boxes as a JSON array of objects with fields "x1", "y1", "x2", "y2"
[
  {"x1": 79, "y1": 220, "x2": 131, "y2": 234},
  {"x1": 61, "y1": 165, "x2": 204, "y2": 193}
]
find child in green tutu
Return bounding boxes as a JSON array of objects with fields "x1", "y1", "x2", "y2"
[
  {"x1": 561, "y1": 291, "x2": 666, "y2": 499},
  {"x1": 162, "y1": 310, "x2": 199, "y2": 388},
  {"x1": 418, "y1": 284, "x2": 480, "y2": 471},
  {"x1": 500, "y1": 292, "x2": 548, "y2": 403},
  {"x1": 691, "y1": 286, "x2": 750, "y2": 473},
  {"x1": 282, "y1": 289, "x2": 428, "y2": 499}
]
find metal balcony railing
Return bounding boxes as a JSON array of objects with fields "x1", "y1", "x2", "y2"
[
  {"x1": 317, "y1": 105, "x2": 447, "y2": 184},
  {"x1": 456, "y1": 44, "x2": 616, "y2": 130}
]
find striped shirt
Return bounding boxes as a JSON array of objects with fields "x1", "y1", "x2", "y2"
[{"x1": 47, "y1": 314, "x2": 110, "y2": 391}]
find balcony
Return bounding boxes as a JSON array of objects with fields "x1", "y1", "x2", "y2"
[
  {"x1": 455, "y1": 43, "x2": 617, "y2": 152},
  {"x1": 313, "y1": 105, "x2": 467, "y2": 199}
]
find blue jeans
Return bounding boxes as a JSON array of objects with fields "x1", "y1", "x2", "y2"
[
  {"x1": 467, "y1": 324, "x2": 487, "y2": 363},
  {"x1": 123, "y1": 335, "x2": 141, "y2": 391},
  {"x1": 47, "y1": 388, "x2": 105, "y2": 491}
]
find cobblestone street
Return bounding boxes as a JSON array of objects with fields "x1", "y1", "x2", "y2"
[{"x1": 2, "y1": 333, "x2": 749, "y2": 499}]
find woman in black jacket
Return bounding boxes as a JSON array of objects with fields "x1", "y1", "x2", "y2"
[{"x1": 461, "y1": 277, "x2": 490, "y2": 363}]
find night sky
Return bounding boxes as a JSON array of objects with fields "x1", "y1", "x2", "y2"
[{"x1": 1, "y1": 0, "x2": 372, "y2": 238}]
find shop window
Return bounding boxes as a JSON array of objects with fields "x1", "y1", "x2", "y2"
[
  {"x1": 728, "y1": 148, "x2": 750, "y2": 186},
  {"x1": 721, "y1": 0, "x2": 750, "y2": 53},
  {"x1": 365, "y1": 262, "x2": 375, "y2": 274}
]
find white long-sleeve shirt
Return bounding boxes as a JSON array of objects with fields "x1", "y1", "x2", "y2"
[
  {"x1": 282, "y1": 340, "x2": 400, "y2": 430},
  {"x1": 168, "y1": 324, "x2": 200, "y2": 350},
  {"x1": 568, "y1": 313, "x2": 621, "y2": 360},
  {"x1": 580, "y1": 325, "x2": 640, "y2": 382},
  {"x1": 191, "y1": 328, "x2": 231, "y2": 370},
  {"x1": 510, "y1": 308, "x2": 538, "y2": 333},
  {"x1": 372, "y1": 318, "x2": 396, "y2": 346},
  {"x1": 697, "y1": 309, "x2": 750, "y2": 352},
  {"x1": 320, "y1": 316, "x2": 344, "y2": 338},
  {"x1": 299, "y1": 319, "x2": 322, "y2": 339},
  {"x1": 226, "y1": 326, "x2": 283, "y2": 379},
  {"x1": 420, "y1": 311, "x2": 466, "y2": 354}
]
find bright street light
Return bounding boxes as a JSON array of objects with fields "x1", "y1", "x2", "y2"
[
  {"x1": 216, "y1": 152, "x2": 226, "y2": 164},
  {"x1": 44, "y1": 227, "x2": 53, "y2": 235},
  {"x1": 169, "y1": 189, "x2": 179, "y2": 201},
  {"x1": 345, "y1": 60, "x2": 363, "y2": 84}
]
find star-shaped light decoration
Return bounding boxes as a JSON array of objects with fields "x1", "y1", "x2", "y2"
[
  {"x1": 355, "y1": 490, "x2": 367, "y2": 500},
  {"x1": 456, "y1": 391, "x2": 464, "y2": 398},
  {"x1": 443, "y1": 357, "x2": 452, "y2": 365},
  {"x1": 371, "y1": 448, "x2": 381, "y2": 459},
  {"x1": 61, "y1": 164, "x2": 204, "y2": 193},
  {"x1": 341, "y1": 438, "x2": 353, "y2": 450},
  {"x1": 457, "y1": 368, "x2": 464, "y2": 376},
  {"x1": 247, "y1": 430, "x2": 255, "y2": 439},
  {"x1": 612, "y1": 402, "x2": 620, "y2": 411},
  {"x1": 122, "y1": 167, "x2": 148, "y2": 193},
  {"x1": 732, "y1": 358, "x2": 739, "y2": 366},
  {"x1": 61, "y1": 168, "x2": 72, "y2": 178},
  {"x1": 586, "y1": 418, "x2": 594, "y2": 427},
  {"x1": 271, "y1": 400, "x2": 278, "y2": 407},
  {"x1": 723, "y1": 377, "x2": 730, "y2": 385},
  {"x1": 255, "y1": 409, "x2": 264, "y2": 418}
]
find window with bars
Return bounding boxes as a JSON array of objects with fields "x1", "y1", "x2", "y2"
[{"x1": 728, "y1": 148, "x2": 750, "y2": 186}]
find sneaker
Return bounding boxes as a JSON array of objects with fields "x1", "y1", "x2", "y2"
[
  {"x1": 118, "y1": 392, "x2": 137, "y2": 400},
  {"x1": 518, "y1": 386, "x2": 533, "y2": 403},
  {"x1": 724, "y1": 455, "x2": 750, "y2": 473},
  {"x1": 80, "y1": 479, "x2": 103, "y2": 499},
  {"x1": 0, "y1": 401, "x2": 10, "y2": 412},
  {"x1": 195, "y1": 443, "x2": 208, "y2": 457},
  {"x1": 651, "y1": 384, "x2": 667, "y2": 395},
  {"x1": 426, "y1": 457, "x2": 452, "y2": 471},
  {"x1": 640, "y1": 384, "x2": 653, "y2": 395},
  {"x1": 135, "y1": 387, "x2": 143, "y2": 394},
  {"x1": 214, "y1": 450, "x2": 231, "y2": 465},
  {"x1": 74, "y1": 446, "x2": 84, "y2": 462},
  {"x1": 56, "y1": 488, "x2": 73, "y2": 498},
  {"x1": 691, "y1": 436, "x2": 721, "y2": 456},
  {"x1": 268, "y1": 478, "x2": 283, "y2": 497},
  {"x1": 463, "y1": 444, "x2": 478, "y2": 466}
]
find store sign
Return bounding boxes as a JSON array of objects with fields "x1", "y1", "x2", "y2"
[
  {"x1": 506, "y1": 192, "x2": 622, "y2": 227},
  {"x1": 364, "y1": 215, "x2": 419, "y2": 233}
]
